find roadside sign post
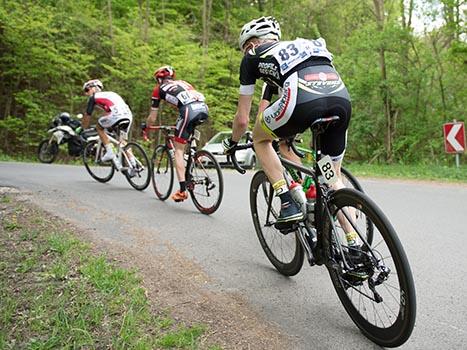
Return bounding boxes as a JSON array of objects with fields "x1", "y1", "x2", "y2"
[{"x1": 443, "y1": 120, "x2": 465, "y2": 168}]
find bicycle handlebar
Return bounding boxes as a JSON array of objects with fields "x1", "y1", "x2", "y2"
[
  {"x1": 142, "y1": 125, "x2": 176, "y2": 141},
  {"x1": 230, "y1": 142, "x2": 254, "y2": 175}
]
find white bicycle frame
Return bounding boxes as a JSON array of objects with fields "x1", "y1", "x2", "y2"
[{"x1": 87, "y1": 130, "x2": 133, "y2": 168}]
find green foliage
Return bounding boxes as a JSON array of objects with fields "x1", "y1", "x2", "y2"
[{"x1": 0, "y1": 0, "x2": 465, "y2": 166}]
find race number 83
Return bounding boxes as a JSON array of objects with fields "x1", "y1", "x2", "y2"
[{"x1": 317, "y1": 155, "x2": 338, "y2": 185}]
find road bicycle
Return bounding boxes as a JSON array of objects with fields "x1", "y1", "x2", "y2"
[
  {"x1": 144, "y1": 124, "x2": 223, "y2": 215},
  {"x1": 230, "y1": 116, "x2": 416, "y2": 347},
  {"x1": 82, "y1": 121, "x2": 151, "y2": 190}
]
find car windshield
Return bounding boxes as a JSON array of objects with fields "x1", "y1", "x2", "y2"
[
  {"x1": 208, "y1": 132, "x2": 231, "y2": 144},
  {"x1": 207, "y1": 132, "x2": 251, "y2": 144}
]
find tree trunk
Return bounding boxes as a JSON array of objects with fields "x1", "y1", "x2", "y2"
[
  {"x1": 107, "y1": 0, "x2": 115, "y2": 56},
  {"x1": 144, "y1": 0, "x2": 150, "y2": 41},
  {"x1": 431, "y1": 33, "x2": 448, "y2": 119},
  {"x1": 373, "y1": 0, "x2": 394, "y2": 161},
  {"x1": 223, "y1": 0, "x2": 231, "y2": 41},
  {"x1": 258, "y1": 0, "x2": 264, "y2": 12},
  {"x1": 201, "y1": 0, "x2": 213, "y2": 79}
]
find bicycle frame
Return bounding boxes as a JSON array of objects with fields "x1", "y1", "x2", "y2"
[
  {"x1": 145, "y1": 125, "x2": 201, "y2": 176},
  {"x1": 87, "y1": 130, "x2": 133, "y2": 167}
]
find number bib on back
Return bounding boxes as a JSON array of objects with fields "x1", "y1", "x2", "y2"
[{"x1": 272, "y1": 38, "x2": 333, "y2": 75}]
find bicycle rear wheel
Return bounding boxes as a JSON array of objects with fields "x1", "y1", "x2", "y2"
[
  {"x1": 37, "y1": 140, "x2": 59, "y2": 163},
  {"x1": 82, "y1": 140, "x2": 115, "y2": 183},
  {"x1": 151, "y1": 145, "x2": 174, "y2": 200},
  {"x1": 250, "y1": 171, "x2": 304, "y2": 276},
  {"x1": 123, "y1": 142, "x2": 151, "y2": 190},
  {"x1": 324, "y1": 188, "x2": 416, "y2": 347},
  {"x1": 188, "y1": 150, "x2": 223, "y2": 215}
]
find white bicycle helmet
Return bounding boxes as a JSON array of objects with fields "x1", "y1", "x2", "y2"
[
  {"x1": 238, "y1": 16, "x2": 281, "y2": 50},
  {"x1": 82, "y1": 79, "x2": 104, "y2": 92}
]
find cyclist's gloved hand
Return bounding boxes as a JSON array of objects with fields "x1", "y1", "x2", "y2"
[
  {"x1": 222, "y1": 137, "x2": 238, "y2": 155},
  {"x1": 141, "y1": 122, "x2": 147, "y2": 131},
  {"x1": 75, "y1": 126, "x2": 83, "y2": 135}
]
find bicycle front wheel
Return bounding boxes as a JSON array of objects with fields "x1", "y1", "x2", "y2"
[
  {"x1": 250, "y1": 171, "x2": 304, "y2": 276},
  {"x1": 82, "y1": 140, "x2": 115, "y2": 183},
  {"x1": 151, "y1": 145, "x2": 174, "y2": 200},
  {"x1": 123, "y1": 142, "x2": 151, "y2": 190},
  {"x1": 188, "y1": 150, "x2": 223, "y2": 215},
  {"x1": 324, "y1": 188, "x2": 416, "y2": 347}
]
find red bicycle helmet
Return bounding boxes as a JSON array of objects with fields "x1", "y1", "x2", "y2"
[{"x1": 153, "y1": 65, "x2": 175, "y2": 83}]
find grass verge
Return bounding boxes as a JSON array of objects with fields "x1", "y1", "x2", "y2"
[
  {"x1": 345, "y1": 162, "x2": 467, "y2": 183},
  {"x1": 0, "y1": 193, "x2": 217, "y2": 349}
]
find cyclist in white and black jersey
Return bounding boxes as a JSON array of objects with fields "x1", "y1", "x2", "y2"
[
  {"x1": 81, "y1": 79, "x2": 134, "y2": 168},
  {"x1": 145, "y1": 66, "x2": 209, "y2": 202},
  {"x1": 223, "y1": 16, "x2": 352, "y2": 228}
]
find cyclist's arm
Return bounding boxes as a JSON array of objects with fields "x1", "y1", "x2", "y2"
[
  {"x1": 147, "y1": 85, "x2": 162, "y2": 126},
  {"x1": 146, "y1": 108, "x2": 159, "y2": 127},
  {"x1": 82, "y1": 95, "x2": 95, "y2": 129},
  {"x1": 232, "y1": 94, "x2": 253, "y2": 142}
]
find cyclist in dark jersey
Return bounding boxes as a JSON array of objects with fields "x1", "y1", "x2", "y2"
[
  {"x1": 223, "y1": 16, "x2": 352, "y2": 229},
  {"x1": 145, "y1": 66, "x2": 209, "y2": 202}
]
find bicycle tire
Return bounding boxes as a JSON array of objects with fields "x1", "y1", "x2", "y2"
[
  {"x1": 151, "y1": 145, "x2": 174, "y2": 200},
  {"x1": 250, "y1": 171, "x2": 304, "y2": 276},
  {"x1": 341, "y1": 167, "x2": 363, "y2": 192},
  {"x1": 82, "y1": 140, "x2": 115, "y2": 183},
  {"x1": 123, "y1": 142, "x2": 151, "y2": 191},
  {"x1": 37, "y1": 140, "x2": 59, "y2": 163},
  {"x1": 188, "y1": 150, "x2": 224, "y2": 215},
  {"x1": 324, "y1": 188, "x2": 416, "y2": 347}
]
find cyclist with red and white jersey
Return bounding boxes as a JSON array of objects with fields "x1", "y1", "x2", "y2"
[
  {"x1": 223, "y1": 16, "x2": 352, "y2": 229},
  {"x1": 145, "y1": 66, "x2": 209, "y2": 202},
  {"x1": 81, "y1": 79, "x2": 134, "y2": 169}
]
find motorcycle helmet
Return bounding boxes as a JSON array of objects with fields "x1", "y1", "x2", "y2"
[{"x1": 59, "y1": 112, "x2": 71, "y2": 125}]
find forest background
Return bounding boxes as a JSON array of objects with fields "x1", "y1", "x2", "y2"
[{"x1": 0, "y1": 0, "x2": 465, "y2": 165}]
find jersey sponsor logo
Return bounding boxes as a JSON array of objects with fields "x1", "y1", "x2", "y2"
[
  {"x1": 300, "y1": 72, "x2": 343, "y2": 94},
  {"x1": 258, "y1": 62, "x2": 280, "y2": 80},
  {"x1": 272, "y1": 81, "x2": 291, "y2": 122},
  {"x1": 304, "y1": 72, "x2": 339, "y2": 81},
  {"x1": 165, "y1": 94, "x2": 179, "y2": 106}
]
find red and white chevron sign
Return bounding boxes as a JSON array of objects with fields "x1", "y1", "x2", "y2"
[{"x1": 443, "y1": 122, "x2": 465, "y2": 153}]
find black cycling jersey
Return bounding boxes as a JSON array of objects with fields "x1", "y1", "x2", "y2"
[
  {"x1": 239, "y1": 39, "x2": 333, "y2": 98},
  {"x1": 151, "y1": 80, "x2": 205, "y2": 109}
]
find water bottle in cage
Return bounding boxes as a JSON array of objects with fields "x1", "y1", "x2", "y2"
[{"x1": 289, "y1": 182, "x2": 307, "y2": 215}]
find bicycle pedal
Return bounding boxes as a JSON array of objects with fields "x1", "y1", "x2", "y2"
[{"x1": 276, "y1": 223, "x2": 299, "y2": 235}]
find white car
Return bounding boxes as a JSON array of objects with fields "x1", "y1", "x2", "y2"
[{"x1": 202, "y1": 131, "x2": 257, "y2": 169}]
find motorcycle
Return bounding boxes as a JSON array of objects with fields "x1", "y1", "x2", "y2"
[{"x1": 37, "y1": 113, "x2": 84, "y2": 163}]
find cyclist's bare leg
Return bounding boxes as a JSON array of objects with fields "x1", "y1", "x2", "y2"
[
  {"x1": 330, "y1": 158, "x2": 359, "y2": 244},
  {"x1": 173, "y1": 140, "x2": 186, "y2": 183},
  {"x1": 252, "y1": 117, "x2": 283, "y2": 184},
  {"x1": 97, "y1": 124, "x2": 110, "y2": 145},
  {"x1": 279, "y1": 140, "x2": 302, "y2": 165}
]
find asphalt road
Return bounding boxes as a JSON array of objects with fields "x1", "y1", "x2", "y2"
[{"x1": 1, "y1": 161, "x2": 466, "y2": 349}]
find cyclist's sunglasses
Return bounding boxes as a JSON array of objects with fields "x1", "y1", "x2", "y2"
[{"x1": 84, "y1": 87, "x2": 90, "y2": 93}]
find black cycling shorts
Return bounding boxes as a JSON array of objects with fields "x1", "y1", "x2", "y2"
[
  {"x1": 262, "y1": 65, "x2": 351, "y2": 159},
  {"x1": 174, "y1": 102, "x2": 209, "y2": 144}
]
